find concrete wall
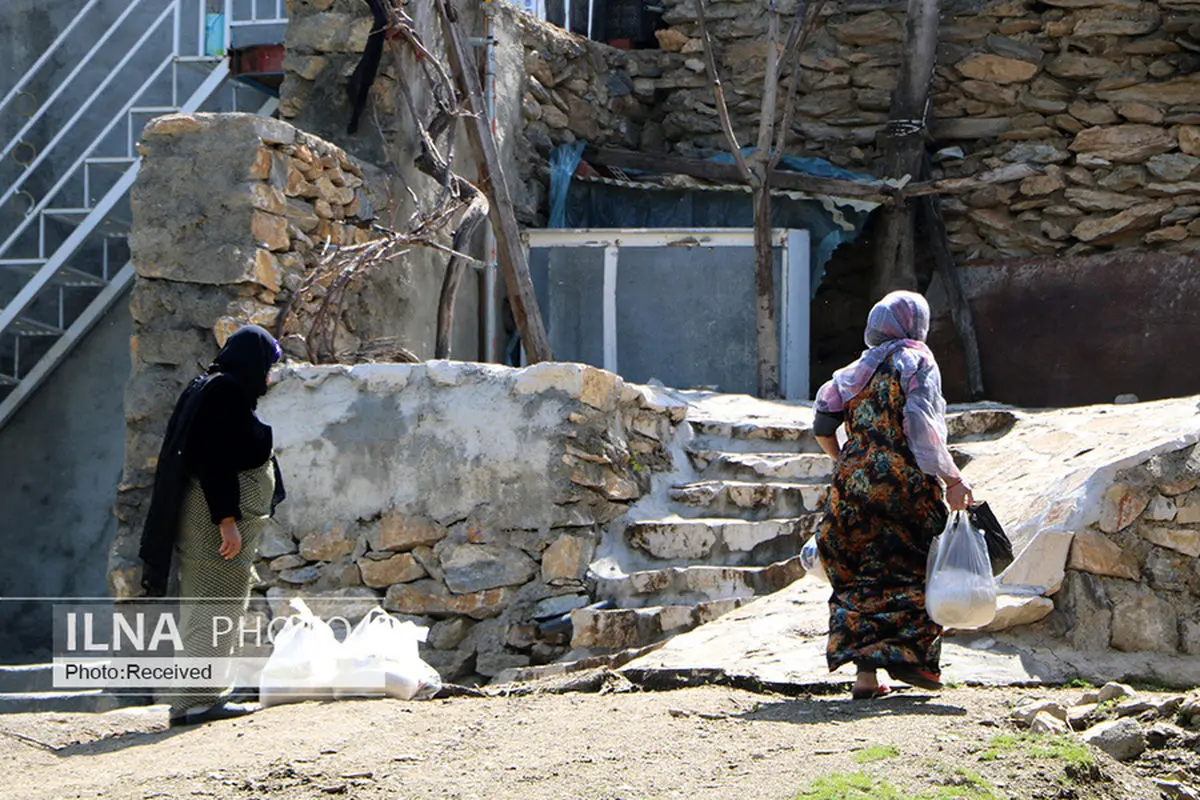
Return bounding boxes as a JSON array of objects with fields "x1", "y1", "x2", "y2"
[{"x1": 0, "y1": 298, "x2": 131, "y2": 661}]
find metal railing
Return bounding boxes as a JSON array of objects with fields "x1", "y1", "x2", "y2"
[{"x1": 0, "y1": 0, "x2": 285, "y2": 428}]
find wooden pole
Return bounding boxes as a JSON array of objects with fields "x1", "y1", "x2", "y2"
[
  {"x1": 434, "y1": 0, "x2": 552, "y2": 363},
  {"x1": 751, "y1": 3, "x2": 781, "y2": 399},
  {"x1": 873, "y1": 0, "x2": 940, "y2": 299},
  {"x1": 920, "y1": 156, "x2": 984, "y2": 399}
]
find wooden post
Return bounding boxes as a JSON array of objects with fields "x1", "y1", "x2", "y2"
[
  {"x1": 434, "y1": 0, "x2": 553, "y2": 363},
  {"x1": 920, "y1": 156, "x2": 984, "y2": 399},
  {"x1": 873, "y1": 0, "x2": 940, "y2": 299}
]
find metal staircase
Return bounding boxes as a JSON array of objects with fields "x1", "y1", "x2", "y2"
[{"x1": 0, "y1": 0, "x2": 287, "y2": 429}]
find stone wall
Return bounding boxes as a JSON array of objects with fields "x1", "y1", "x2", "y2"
[
  {"x1": 1056, "y1": 448, "x2": 1200, "y2": 656},
  {"x1": 252, "y1": 360, "x2": 683, "y2": 681},
  {"x1": 110, "y1": 113, "x2": 393, "y2": 596},
  {"x1": 278, "y1": 0, "x2": 485, "y2": 358},
  {"x1": 582, "y1": 0, "x2": 1200, "y2": 264}
]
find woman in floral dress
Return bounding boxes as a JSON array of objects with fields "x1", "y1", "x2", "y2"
[{"x1": 812, "y1": 291, "x2": 972, "y2": 699}]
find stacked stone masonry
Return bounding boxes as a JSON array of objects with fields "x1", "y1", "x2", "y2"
[
  {"x1": 113, "y1": 112, "x2": 389, "y2": 598},
  {"x1": 1060, "y1": 444, "x2": 1200, "y2": 656},
  {"x1": 250, "y1": 361, "x2": 683, "y2": 682},
  {"x1": 508, "y1": 0, "x2": 1200, "y2": 259}
]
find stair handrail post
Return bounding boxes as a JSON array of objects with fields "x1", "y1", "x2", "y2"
[
  {"x1": 0, "y1": 0, "x2": 104, "y2": 116},
  {"x1": 0, "y1": 0, "x2": 150, "y2": 167}
]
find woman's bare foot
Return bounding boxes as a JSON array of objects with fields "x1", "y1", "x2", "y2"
[{"x1": 853, "y1": 669, "x2": 879, "y2": 693}]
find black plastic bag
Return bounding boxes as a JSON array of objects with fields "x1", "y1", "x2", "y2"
[{"x1": 969, "y1": 501, "x2": 1014, "y2": 576}]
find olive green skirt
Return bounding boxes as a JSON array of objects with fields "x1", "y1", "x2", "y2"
[{"x1": 165, "y1": 460, "x2": 273, "y2": 716}]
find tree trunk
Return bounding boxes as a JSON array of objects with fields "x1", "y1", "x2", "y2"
[
  {"x1": 435, "y1": 191, "x2": 490, "y2": 358},
  {"x1": 753, "y1": 176, "x2": 780, "y2": 399},
  {"x1": 873, "y1": 0, "x2": 940, "y2": 299}
]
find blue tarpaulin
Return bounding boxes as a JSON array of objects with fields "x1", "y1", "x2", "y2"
[{"x1": 546, "y1": 144, "x2": 878, "y2": 296}]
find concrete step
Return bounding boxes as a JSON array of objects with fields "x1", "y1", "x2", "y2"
[
  {"x1": 668, "y1": 479, "x2": 828, "y2": 520},
  {"x1": 688, "y1": 450, "x2": 833, "y2": 482},
  {"x1": 0, "y1": 663, "x2": 54, "y2": 693},
  {"x1": 689, "y1": 419, "x2": 819, "y2": 454},
  {"x1": 593, "y1": 556, "x2": 806, "y2": 606},
  {"x1": 570, "y1": 599, "x2": 746, "y2": 651},
  {"x1": 0, "y1": 690, "x2": 148, "y2": 715},
  {"x1": 625, "y1": 514, "x2": 821, "y2": 565}
]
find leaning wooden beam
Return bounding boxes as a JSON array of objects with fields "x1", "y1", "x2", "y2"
[
  {"x1": 583, "y1": 147, "x2": 892, "y2": 203},
  {"x1": 903, "y1": 163, "x2": 1042, "y2": 198},
  {"x1": 434, "y1": 0, "x2": 552, "y2": 363},
  {"x1": 921, "y1": 190, "x2": 984, "y2": 399},
  {"x1": 585, "y1": 147, "x2": 1042, "y2": 203}
]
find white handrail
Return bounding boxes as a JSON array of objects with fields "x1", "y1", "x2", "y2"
[
  {"x1": 0, "y1": 0, "x2": 104, "y2": 115},
  {"x1": 0, "y1": 60, "x2": 230, "y2": 338},
  {"x1": 0, "y1": 3, "x2": 177, "y2": 223},
  {"x1": 0, "y1": 55, "x2": 175, "y2": 258},
  {"x1": 0, "y1": 0, "x2": 149, "y2": 165}
]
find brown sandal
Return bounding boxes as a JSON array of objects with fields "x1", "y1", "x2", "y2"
[{"x1": 884, "y1": 665, "x2": 943, "y2": 690}]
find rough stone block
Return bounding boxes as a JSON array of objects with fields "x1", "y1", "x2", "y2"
[
  {"x1": 1110, "y1": 589, "x2": 1179, "y2": 652},
  {"x1": 371, "y1": 513, "x2": 449, "y2": 552},
  {"x1": 1142, "y1": 526, "x2": 1200, "y2": 558},
  {"x1": 384, "y1": 580, "x2": 512, "y2": 620},
  {"x1": 1098, "y1": 482, "x2": 1152, "y2": 533},
  {"x1": 980, "y1": 592, "x2": 1055, "y2": 631},
  {"x1": 1067, "y1": 530, "x2": 1140, "y2": 580},
  {"x1": 248, "y1": 145, "x2": 272, "y2": 180},
  {"x1": 542, "y1": 534, "x2": 595, "y2": 585},
  {"x1": 512, "y1": 362, "x2": 585, "y2": 398},
  {"x1": 253, "y1": 249, "x2": 282, "y2": 293},
  {"x1": 298, "y1": 522, "x2": 355, "y2": 562},
  {"x1": 440, "y1": 543, "x2": 539, "y2": 594},
  {"x1": 428, "y1": 617, "x2": 473, "y2": 650},
  {"x1": 142, "y1": 113, "x2": 209, "y2": 138},
  {"x1": 259, "y1": 521, "x2": 297, "y2": 559},
  {"x1": 1030, "y1": 711, "x2": 1071, "y2": 735},
  {"x1": 357, "y1": 553, "x2": 426, "y2": 588},
  {"x1": 1081, "y1": 718, "x2": 1146, "y2": 762},
  {"x1": 956, "y1": 54, "x2": 1038, "y2": 84},
  {"x1": 1070, "y1": 125, "x2": 1176, "y2": 165},
  {"x1": 251, "y1": 211, "x2": 290, "y2": 252}
]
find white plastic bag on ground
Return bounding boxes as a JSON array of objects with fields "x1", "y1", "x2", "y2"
[
  {"x1": 925, "y1": 511, "x2": 997, "y2": 629},
  {"x1": 259, "y1": 598, "x2": 339, "y2": 707},
  {"x1": 333, "y1": 607, "x2": 442, "y2": 701},
  {"x1": 800, "y1": 534, "x2": 829, "y2": 584}
]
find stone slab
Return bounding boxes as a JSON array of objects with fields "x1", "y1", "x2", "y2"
[{"x1": 621, "y1": 582, "x2": 1200, "y2": 690}]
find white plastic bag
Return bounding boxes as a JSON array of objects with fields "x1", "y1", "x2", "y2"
[
  {"x1": 925, "y1": 511, "x2": 997, "y2": 629},
  {"x1": 800, "y1": 534, "x2": 829, "y2": 584},
  {"x1": 333, "y1": 607, "x2": 442, "y2": 701},
  {"x1": 259, "y1": 598, "x2": 340, "y2": 707}
]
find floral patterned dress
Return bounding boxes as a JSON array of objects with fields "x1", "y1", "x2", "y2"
[{"x1": 815, "y1": 356, "x2": 948, "y2": 673}]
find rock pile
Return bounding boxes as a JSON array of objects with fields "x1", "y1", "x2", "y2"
[{"x1": 1009, "y1": 682, "x2": 1200, "y2": 796}]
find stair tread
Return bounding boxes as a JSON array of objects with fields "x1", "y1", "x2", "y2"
[
  {"x1": 627, "y1": 515, "x2": 813, "y2": 527},
  {"x1": 672, "y1": 478, "x2": 828, "y2": 488},
  {"x1": 608, "y1": 557, "x2": 802, "y2": 579}
]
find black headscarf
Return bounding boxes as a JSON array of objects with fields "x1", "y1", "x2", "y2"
[{"x1": 138, "y1": 326, "x2": 284, "y2": 597}]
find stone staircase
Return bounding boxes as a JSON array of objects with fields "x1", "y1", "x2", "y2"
[
  {"x1": 0, "y1": 663, "x2": 146, "y2": 714},
  {"x1": 572, "y1": 413, "x2": 831, "y2": 653}
]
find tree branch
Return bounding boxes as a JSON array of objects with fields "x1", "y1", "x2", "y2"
[{"x1": 696, "y1": 0, "x2": 755, "y2": 185}]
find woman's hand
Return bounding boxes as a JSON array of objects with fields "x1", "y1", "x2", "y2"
[
  {"x1": 218, "y1": 518, "x2": 242, "y2": 560},
  {"x1": 946, "y1": 479, "x2": 974, "y2": 511}
]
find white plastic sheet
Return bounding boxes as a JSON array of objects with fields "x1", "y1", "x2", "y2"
[{"x1": 925, "y1": 511, "x2": 997, "y2": 629}]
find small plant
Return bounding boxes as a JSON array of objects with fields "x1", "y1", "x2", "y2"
[
  {"x1": 627, "y1": 450, "x2": 644, "y2": 474},
  {"x1": 1063, "y1": 678, "x2": 1095, "y2": 689},
  {"x1": 978, "y1": 733, "x2": 1094, "y2": 767},
  {"x1": 796, "y1": 771, "x2": 901, "y2": 800},
  {"x1": 796, "y1": 770, "x2": 996, "y2": 800},
  {"x1": 853, "y1": 744, "x2": 900, "y2": 764}
]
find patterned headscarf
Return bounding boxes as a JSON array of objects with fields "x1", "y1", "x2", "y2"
[{"x1": 815, "y1": 291, "x2": 959, "y2": 482}]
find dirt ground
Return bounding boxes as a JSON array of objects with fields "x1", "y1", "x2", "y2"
[{"x1": 1, "y1": 685, "x2": 1195, "y2": 800}]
